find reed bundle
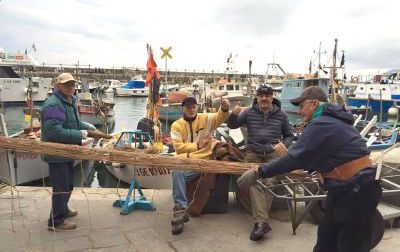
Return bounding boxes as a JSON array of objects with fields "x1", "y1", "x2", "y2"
[{"x1": 0, "y1": 136, "x2": 257, "y2": 174}]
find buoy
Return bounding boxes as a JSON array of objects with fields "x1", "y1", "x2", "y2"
[
  {"x1": 388, "y1": 106, "x2": 398, "y2": 116},
  {"x1": 387, "y1": 105, "x2": 399, "y2": 125}
]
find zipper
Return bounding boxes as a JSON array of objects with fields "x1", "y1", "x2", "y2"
[{"x1": 189, "y1": 119, "x2": 194, "y2": 142}]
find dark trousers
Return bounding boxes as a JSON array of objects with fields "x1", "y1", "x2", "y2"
[
  {"x1": 47, "y1": 161, "x2": 74, "y2": 226},
  {"x1": 313, "y1": 180, "x2": 382, "y2": 252}
]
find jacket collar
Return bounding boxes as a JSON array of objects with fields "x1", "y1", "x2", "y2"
[
  {"x1": 311, "y1": 103, "x2": 326, "y2": 120},
  {"x1": 183, "y1": 114, "x2": 197, "y2": 122}
]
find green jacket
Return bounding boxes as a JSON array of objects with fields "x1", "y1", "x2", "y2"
[{"x1": 41, "y1": 89, "x2": 94, "y2": 163}]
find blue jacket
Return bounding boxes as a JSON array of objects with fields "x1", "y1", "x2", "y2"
[
  {"x1": 41, "y1": 89, "x2": 95, "y2": 163},
  {"x1": 259, "y1": 103, "x2": 371, "y2": 190},
  {"x1": 227, "y1": 98, "x2": 294, "y2": 154}
]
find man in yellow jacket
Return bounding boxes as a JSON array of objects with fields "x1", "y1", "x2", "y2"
[{"x1": 171, "y1": 96, "x2": 230, "y2": 234}]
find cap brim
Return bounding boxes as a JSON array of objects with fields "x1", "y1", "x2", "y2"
[
  {"x1": 59, "y1": 80, "x2": 77, "y2": 84},
  {"x1": 182, "y1": 102, "x2": 197, "y2": 107},
  {"x1": 289, "y1": 96, "x2": 304, "y2": 106}
]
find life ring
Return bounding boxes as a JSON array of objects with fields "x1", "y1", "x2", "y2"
[{"x1": 351, "y1": 76, "x2": 359, "y2": 83}]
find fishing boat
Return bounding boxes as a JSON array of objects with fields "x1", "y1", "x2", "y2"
[
  {"x1": 280, "y1": 39, "x2": 346, "y2": 114},
  {"x1": 208, "y1": 79, "x2": 253, "y2": 110},
  {"x1": 105, "y1": 79, "x2": 122, "y2": 93},
  {"x1": 97, "y1": 130, "x2": 173, "y2": 189},
  {"x1": 0, "y1": 47, "x2": 52, "y2": 103},
  {"x1": 346, "y1": 82, "x2": 400, "y2": 113},
  {"x1": 0, "y1": 115, "x2": 94, "y2": 185},
  {"x1": 77, "y1": 91, "x2": 115, "y2": 127},
  {"x1": 280, "y1": 78, "x2": 330, "y2": 114},
  {"x1": 115, "y1": 79, "x2": 148, "y2": 97}
]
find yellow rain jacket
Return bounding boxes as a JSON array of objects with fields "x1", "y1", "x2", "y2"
[{"x1": 171, "y1": 109, "x2": 229, "y2": 160}]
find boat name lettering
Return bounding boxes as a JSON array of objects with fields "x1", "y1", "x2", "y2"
[
  {"x1": 16, "y1": 152, "x2": 38, "y2": 160},
  {"x1": 2, "y1": 79, "x2": 21, "y2": 84},
  {"x1": 134, "y1": 167, "x2": 172, "y2": 176}
]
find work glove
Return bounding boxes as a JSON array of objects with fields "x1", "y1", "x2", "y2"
[
  {"x1": 237, "y1": 167, "x2": 260, "y2": 191},
  {"x1": 87, "y1": 130, "x2": 113, "y2": 139}
]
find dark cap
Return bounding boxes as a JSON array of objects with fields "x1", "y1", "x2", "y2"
[
  {"x1": 181, "y1": 96, "x2": 198, "y2": 107},
  {"x1": 289, "y1": 86, "x2": 328, "y2": 106},
  {"x1": 256, "y1": 85, "x2": 273, "y2": 96}
]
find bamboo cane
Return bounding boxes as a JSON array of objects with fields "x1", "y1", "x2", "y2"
[{"x1": 0, "y1": 136, "x2": 258, "y2": 174}]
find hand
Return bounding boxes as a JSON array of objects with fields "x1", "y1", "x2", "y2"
[
  {"x1": 237, "y1": 167, "x2": 259, "y2": 191},
  {"x1": 220, "y1": 98, "x2": 230, "y2": 111},
  {"x1": 198, "y1": 136, "x2": 212, "y2": 149},
  {"x1": 273, "y1": 142, "x2": 288, "y2": 156},
  {"x1": 87, "y1": 130, "x2": 113, "y2": 139},
  {"x1": 232, "y1": 101, "x2": 242, "y2": 115}
]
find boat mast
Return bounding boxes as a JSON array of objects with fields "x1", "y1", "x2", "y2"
[
  {"x1": 330, "y1": 38, "x2": 338, "y2": 103},
  {"x1": 317, "y1": 42, "x2": 322, "y2": 78},
  {"x1": 248, "y1": 60, "x2": 252, "y2": 97}
]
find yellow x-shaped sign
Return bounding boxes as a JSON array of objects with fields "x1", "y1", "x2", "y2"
[{"x1": 160, "y1": 46, "x2": 172, "y2": 59}]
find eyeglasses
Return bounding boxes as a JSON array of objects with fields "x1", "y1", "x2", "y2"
[{"x1": 299, "y1": 100, "x2": 316, "y2": 110}]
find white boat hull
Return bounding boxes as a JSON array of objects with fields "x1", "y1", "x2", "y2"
[
  {"x1": 0, "y1": 77, "x2": 52, "y2": 103},
  {"x1": 115, "y1": 88, "x2": 149, "y2": 97},
  {"x1": 0, "y1": 136, "x2": 94, "y2": 185}
]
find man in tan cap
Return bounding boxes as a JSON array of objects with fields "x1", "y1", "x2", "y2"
[
  {"x1": 237, "y1": 86, "x2": 381, "y2": 251},
  {"x1": 41, "y1": 73, "x2": 105, "y2": 231}
]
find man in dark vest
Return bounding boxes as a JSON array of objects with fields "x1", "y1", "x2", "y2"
[{"x1": 227, "y1": 85, "x2": 294, "y2": 241}]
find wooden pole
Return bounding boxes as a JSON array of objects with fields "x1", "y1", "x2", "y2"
[{"x1": 0, "y1": 136, "x2": 258, "y2": 174}]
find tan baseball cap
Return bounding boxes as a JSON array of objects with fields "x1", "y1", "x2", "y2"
[
  {"x1": 290, "y1": 86, "x2": 328, "y2": 106},
  {"x1": 56, "y1": 73, "x2": 77, "y2": 85}
]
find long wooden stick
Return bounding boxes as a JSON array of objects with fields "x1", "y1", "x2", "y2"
[{"x1": 0, "y1": 136, "x2": 257, "y2": 174}]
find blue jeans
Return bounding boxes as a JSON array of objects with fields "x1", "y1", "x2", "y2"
[
  {"x1": 172, "y1": 170, "x2": 200, "y2": 208},
  {"x1": 47, "y1": 161, "x2": 74, "y2": 226}
]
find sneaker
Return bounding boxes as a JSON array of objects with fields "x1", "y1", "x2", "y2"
[
  {"x1": 171, "y1": 204, "x2": 189, "y2": 226},
  {"x1": 48, "y1": 221, "x2": 77, "y2": 231},
  {"x1": 66, "y1": 208, "x2": 78, "y2": 218}
]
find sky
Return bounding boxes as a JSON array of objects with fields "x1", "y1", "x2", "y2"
[{"x1": 1, "y1": 0, "x2": 399, "y2": 77}]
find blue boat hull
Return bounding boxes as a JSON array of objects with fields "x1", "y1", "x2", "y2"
[{"x1": 347, "y1": 97, "x2": 399, "y2": 113}]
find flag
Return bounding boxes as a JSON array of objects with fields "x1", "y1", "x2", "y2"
[
  {"x1": 340, "y1": 52, "x2": 345, "y2": 67},
  {"x1": 308, "y1": 59, "x2": 312, "y2": 74},
  {"x1": 319, "y1": 64, "x2": 328, "y2": 75},
  {"x1": 31, "y1": 43, "x2": 36, "y2": 52},
  {"x1": 145, "y1": 45, "x2": 161, "y2": 105},
  {"x1": 227, "y1": 53, "x2": 232, "y2": 63}
]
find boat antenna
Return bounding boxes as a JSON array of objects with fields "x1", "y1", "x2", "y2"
[{"x1": 330, "y1": 38, "x2": 338, "y2": 103}]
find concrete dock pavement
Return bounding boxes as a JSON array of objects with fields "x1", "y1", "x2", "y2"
[{"x1": 0, "y1": 186, "x2": 399, "y2": 252}]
